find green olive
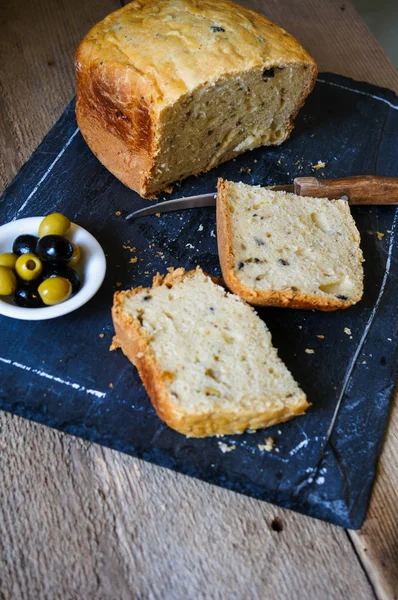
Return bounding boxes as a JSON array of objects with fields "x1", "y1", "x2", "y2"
[
  {"x1": 38, "y1": 276, "x2": 72, "y2": 305},
  {"x1": 38, "y1": 213, "x2": 71, "y2": 237},
  {"x1": 15, "y1": 253, "x2": 43, "y2": 281},
  {"x1": 0, "y1": 266, "x2": 17, "y2": 296},
  {"x1": 0, "y1": 252, "x2": 17, "y2": 269},
  {"x1": 68, "y1": 242, "x2": 81, "y2": 266}
]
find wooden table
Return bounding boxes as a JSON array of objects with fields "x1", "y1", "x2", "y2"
[{"x1": 1, "y1": 1, "x2": 397, "y2": 598}]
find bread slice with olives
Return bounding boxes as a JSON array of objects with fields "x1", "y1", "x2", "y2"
[
  {"x1": 217, "y1": 179, "x2": 364, "y2": 310},
  {"x1": 111, "y1": 267, "x2": 308, "y2": 437}
]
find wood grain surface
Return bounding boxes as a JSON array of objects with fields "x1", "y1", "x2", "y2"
[
  {"x1": 0, "y1": 0, "x2": 397, "y2": 598},
  {"x1": 294, "y1": 176, "x2": 398, "y2": 203}
]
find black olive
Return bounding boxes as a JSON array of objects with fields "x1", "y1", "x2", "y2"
[
  {"x1": 42, "y1": 263, "x2": 81, "y2": 294},
  {"x1": 262, "y1": 68, "x2": 275, "y2": 80},
  {"x1": 12, "y1": 234, "x2": 39, "y2": 256},
  {"x1": 14, "y1": 283, "x2": 44, "y2": 308},
  {"x1": 36, "y1": 235, "x2": 74, "y2": 263},
  {"x1": 64, "y1": 267, "x2": 81, "y2": 295},
  {"x1": 210, "y1": 26, "x2": 225, "y2": 32}
]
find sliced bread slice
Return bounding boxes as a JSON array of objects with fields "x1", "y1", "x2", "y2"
[
  {"x1": 217, "y1": 179, "x2": 364, "y2": 310},
  {"x1": 111, "y1": 267, "x2": 308, "y2": 437}
]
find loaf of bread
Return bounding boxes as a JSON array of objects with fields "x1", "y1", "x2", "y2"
[
  {"x1": 76, "y1": 0, "x2": 317, "y2": 198},
  {"x1": 217, "y1": 179, "x2": 364, "y2": 310},
  {"x1": 111, "y1": 267, "x2": 308, "y2": 437}
]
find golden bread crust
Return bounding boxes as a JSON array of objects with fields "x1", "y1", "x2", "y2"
[
  {"x1": 76, "y1": 0, "x2": 317, "y2": 197},
  {"x1": 111, "y1": 267, "x2": 309, "y2": 437},
  {"x1": 216, "y1": 179, "x2": 360, "y2": 311}
]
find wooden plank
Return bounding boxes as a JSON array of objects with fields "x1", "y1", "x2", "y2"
[
  {"x1": 0, "y1": 0, "x2": 118, "y2": 191},
  {"x1": 0, "y1": 0, "x2": 396, "y2": 597},
  {"x1": 349, "y1": 404, "x2": 398, "y2": 600},
  {"x1": 0, "y1": 411, "x2": 376, "y2": 599}
]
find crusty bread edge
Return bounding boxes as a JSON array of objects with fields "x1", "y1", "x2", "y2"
[
  {"x1": 75, "y1": 0, "x2": 318, "y2": 199},
  {"x1": 75, "y1": 59, "x2": 317, "y2": 199},
  {"x1": 111, "y1": 270, "x2": 191, "y2": 432},
  {"x1": 111, "y1": 267, "x2": 309, "y2": 437},
  {"x1": 216, "y1": 178, "x2": 362, "y2": 311}
]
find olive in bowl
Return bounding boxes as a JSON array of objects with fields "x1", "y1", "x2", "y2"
[
  {"x1": 0, "y1": 266, "x2": 17, "y2": 296},
  {"x1": 38, "y1": 212, "x2": 71, "y2": 237},
  {"x1": 68, "y1": 242, "x2": 81, "y2": 267},
  {"x1": 36, "y1": 235, "x2": 74, "y2": 263},
  {"x1": 38, "y1": 276, "x2": 72, "y2": 306},
  {"x1": 14, "y1": 283, "x2": 44, "y2": 308},
  {"x1": 15, "y1": 253, "x2": 43, "y2": 281},
  {"x1": 13, "y1": 234, "x2": 39, "y2": 256},
  {"x1": 0, "y1": 253, "x2": 17, "y2": 269},
  {"x1": 42, "y1": 263, "x2": 81, "y2": 295}
]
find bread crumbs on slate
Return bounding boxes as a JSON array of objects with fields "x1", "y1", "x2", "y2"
[
  {"x1": 344, "y1": 327, "x2": 352, "y2": 335},
  {"x1": 218, "y1": 442, "x2": 236, "y2": 453},
  {"x1": 123, "y1": 244, "x2": 137, "y2": 253},
  {"x1": 258, "y1": 437, "x2": 274, "y2": 452},
  {"x1": 312, "y1": 160, "x2": 326, "y2": 170},
  {"x1": 305, "y1": 348, "x2": 315, "y2": 354}
]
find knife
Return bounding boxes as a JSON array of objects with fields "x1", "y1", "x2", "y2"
[{"x1": 125, "y1": 176, "x2": 398, "y2": 220}]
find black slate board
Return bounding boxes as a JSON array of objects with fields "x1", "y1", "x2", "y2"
[{"x1": 1, "y1": 73, "x2": 397, "y2": 529}]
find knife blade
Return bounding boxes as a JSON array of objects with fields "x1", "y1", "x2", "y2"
[
  {"x1": 125, "y1": 175, "x2": 398, "y2": 220},
  {"x1": 125, "y1": 185, "x2": 293, "y2": 220}
]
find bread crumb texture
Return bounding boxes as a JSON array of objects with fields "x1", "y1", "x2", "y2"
[
  {"x1": 112, "y1": 267, "x2": 308, "y2": 437},
  {"x1": 312, "y1": 160, "x2": 326, "y2": 170},
  {"x1": 218, "y1": 442, "x2": 236, "y2": 453},
  {"x1": 217, "y1": 179, "x2": 364, "y2": 311},
  {"x1": 75, "y1": 0, "x2": 317, "y2": 196},
  {"x1": 258, "y1": 436, "x2": 274, "y2": 451}
]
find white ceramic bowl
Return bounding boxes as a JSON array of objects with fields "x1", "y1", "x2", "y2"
[{"x1": 0, "y1": 217, "x2": 106, "y2": 320}]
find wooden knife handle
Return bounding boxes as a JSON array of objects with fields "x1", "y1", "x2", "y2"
[{"x1": 293, "y1": 176, "x2": 398, "y2": 204}]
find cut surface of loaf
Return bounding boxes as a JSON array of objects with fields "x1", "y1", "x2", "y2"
[
  {"x1": 217, "y1": 179, "x2": 364, "y2": 310},
  {"x1": 112, "y1": 267, "x2": 308, "y2": 437},
  {"x1": 76, "y1": 0, "x2": 317, "y2": 198}
]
